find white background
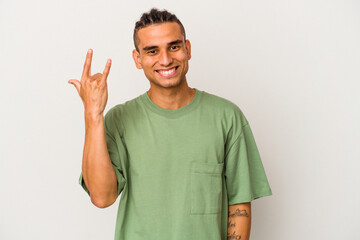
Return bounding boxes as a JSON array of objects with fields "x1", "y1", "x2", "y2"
[{"x1": 1, "y1": 0, "x2": 359, "y2": 239}]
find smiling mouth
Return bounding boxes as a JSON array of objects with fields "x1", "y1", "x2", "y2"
[{"x1": 156, "y1": 66, "x2": 179, "y2": 78}]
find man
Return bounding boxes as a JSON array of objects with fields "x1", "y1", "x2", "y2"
[{"x1": 68, "y1": 8, "x2": 272, "y2": 240}]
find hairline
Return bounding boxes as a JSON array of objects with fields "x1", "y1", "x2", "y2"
[{"x1": 134, "y1": 21, "x2": 186, "y2": 52}]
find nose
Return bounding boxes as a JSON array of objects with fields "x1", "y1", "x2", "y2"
[{"x1": 158, "y1": 50, "x2": 173, "y2": 66}]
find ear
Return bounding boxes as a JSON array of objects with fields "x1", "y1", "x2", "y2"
[
  {"x1": 132, "y1": 49, "x2": 143, "y2": 69},
  {"x1": 185, "y1": 39, "x2": 191, "y2": 60}
]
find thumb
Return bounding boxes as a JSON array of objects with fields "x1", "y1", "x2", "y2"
[{"x1": 68, "y1": 79, "x2": 81, "y2": 95}]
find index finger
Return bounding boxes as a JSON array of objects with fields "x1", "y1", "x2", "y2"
[
  {"x1": 81, "y1": 49, "x2": 93, "y2": 79},
  {"x1": 101, "y1": 58, "x2": 112, "y2": 81}
]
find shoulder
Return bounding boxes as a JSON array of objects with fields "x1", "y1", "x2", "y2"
[
  {"x1": 105, "y1": 94, "x2": 143, "y2": 119},
  {"x1": 104, "y1": 94, "x2": 143, "y2": 130},
  {"x1": 199, "y1": 90, "x2": 249, "y2": 127},
  {"x1": 200, "y1": 91, "x2": 238, "y2": 109}
]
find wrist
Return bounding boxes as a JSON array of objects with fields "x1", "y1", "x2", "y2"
[{"x1": 84, "y1": 112, "x2": 104, "y2": 126}]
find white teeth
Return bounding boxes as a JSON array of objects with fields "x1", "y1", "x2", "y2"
[{"x1": 158, "y1": 67, "x2": 176, "y2": 76}]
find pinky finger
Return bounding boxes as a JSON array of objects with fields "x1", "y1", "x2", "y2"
[{"x1": 102, "y1": 59, "x2": 112, "y2": 81}]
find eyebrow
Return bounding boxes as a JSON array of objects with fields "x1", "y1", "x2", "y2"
[
  {"x1": 142, "y1": 39, "x2": 184, "y2": 51},
  {"x1": 168, "y1": 39, "x2": 183, "y2": 46}
]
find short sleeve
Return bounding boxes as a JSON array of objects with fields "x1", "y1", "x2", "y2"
[
  {"x1": 224, "y1": 123, "x2": 272, "y2": 205},
  {"x1": 78, "y1": 109, "x2": 127, "y2": 197}
]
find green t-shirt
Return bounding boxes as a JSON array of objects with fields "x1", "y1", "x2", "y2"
[{"x1": 79, "y1": 88, "x2": 272, "y2": 240}]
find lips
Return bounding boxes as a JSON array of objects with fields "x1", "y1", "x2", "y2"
[{"x1": 156, "y1": 66, "x2": 178, "y2": 77}]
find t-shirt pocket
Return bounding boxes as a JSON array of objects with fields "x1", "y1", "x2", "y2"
[{"x1": 190, "y1": 162, "x2": 224, "y2": 215}]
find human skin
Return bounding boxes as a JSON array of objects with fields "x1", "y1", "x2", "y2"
[
  {"x1": 227, "y1": 202, "x2": 252, "y2": 240},
  {"x1": 132, "y1": 22, "x2": 195, "y2": 110},
  {"x1": 67, "y1": 22, "x2": 196, "y2": 208},
  {"x1": 68, "y1": 49, "x2": 118, "y2": 208},
  {"x1": 68, "y1": 23, "x2": 251, "y2": 239},
  {"x1": 133, "y1": 22, "x2": 252, "y2": 238}
]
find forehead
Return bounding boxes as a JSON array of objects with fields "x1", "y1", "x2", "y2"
[{"x1": 137, "y1": 22, "x2": 184, "y2": 48}]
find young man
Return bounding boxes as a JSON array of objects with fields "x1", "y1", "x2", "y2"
[{"x1": 69, "y1": 8, "x2": 272, "y2": 240}]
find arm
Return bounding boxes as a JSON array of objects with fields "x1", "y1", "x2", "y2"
[
  {"x1": 69, "y1": 49, "x2": 117, "y2": 208},
  {"x1": 227, "y1": 202, "x2": 251, "y2": 240},
  {"x1": 82, "y1": 114, "x2": 118, "y2": 208}
]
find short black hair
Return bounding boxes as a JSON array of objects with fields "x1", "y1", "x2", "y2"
[{"x1": 133, "y1": 8, "x2": 186, "y2": 52}]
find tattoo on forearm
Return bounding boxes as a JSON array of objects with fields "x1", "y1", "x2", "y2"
[
  {"x1": 228, "y1": 208, "x2": 249, "y2": 218},
  {"x1": 227, "y1": 220, "x2": 236, "y2": 228},
  {"x1": 227, "y1": 231, "x2": 242, "y2": 240}
]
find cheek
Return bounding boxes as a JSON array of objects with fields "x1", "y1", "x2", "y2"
[
  {"x1": 178, "y1": 51, "x2": 189, "y2": 61},
  {"x1": 141, "y1": 58, "x2": 154, "y2": 69},
  {"x1": 175, "y1": 53, "x2": 189, "y2": 66}
]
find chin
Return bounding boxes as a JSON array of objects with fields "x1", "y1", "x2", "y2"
[{"x1": 151, "y1": 78, "x2": 183, "y2": 89}]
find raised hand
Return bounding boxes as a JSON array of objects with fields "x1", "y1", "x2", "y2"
[{"x1": 68, "y1": 49, "x2": 112, "y2": 118}]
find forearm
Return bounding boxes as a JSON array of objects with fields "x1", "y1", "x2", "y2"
[
  {"x1": 82, "y1": 113, "x2": 117, "y2": 208},
  {"x1": 227, "y1": 202, "x2": 251, "y2": 240}
]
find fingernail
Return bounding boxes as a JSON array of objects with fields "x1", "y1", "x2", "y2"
[{"x1": 88, "y1": 49, "x2": 92, "y2": 53}]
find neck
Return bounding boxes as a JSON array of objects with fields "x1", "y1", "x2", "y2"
[{"x1": 147, "y1": 80, "x2": 196, "y2": 110}]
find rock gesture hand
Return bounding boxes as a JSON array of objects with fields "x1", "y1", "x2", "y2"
[{"x1": 68, "y1": 49, "x2": 111, "y2": 117}]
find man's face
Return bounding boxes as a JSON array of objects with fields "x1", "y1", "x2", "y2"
[{"x1": 132, "y1": 22, "x2": 191, "y2": 89}]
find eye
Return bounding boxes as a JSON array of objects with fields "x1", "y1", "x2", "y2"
[
  {"x1": 170, "y1": 45, "x2": 180, "y2": 51},
  {"x1": 147, "y1": 50, "x2": 157, "y2": 55}
]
